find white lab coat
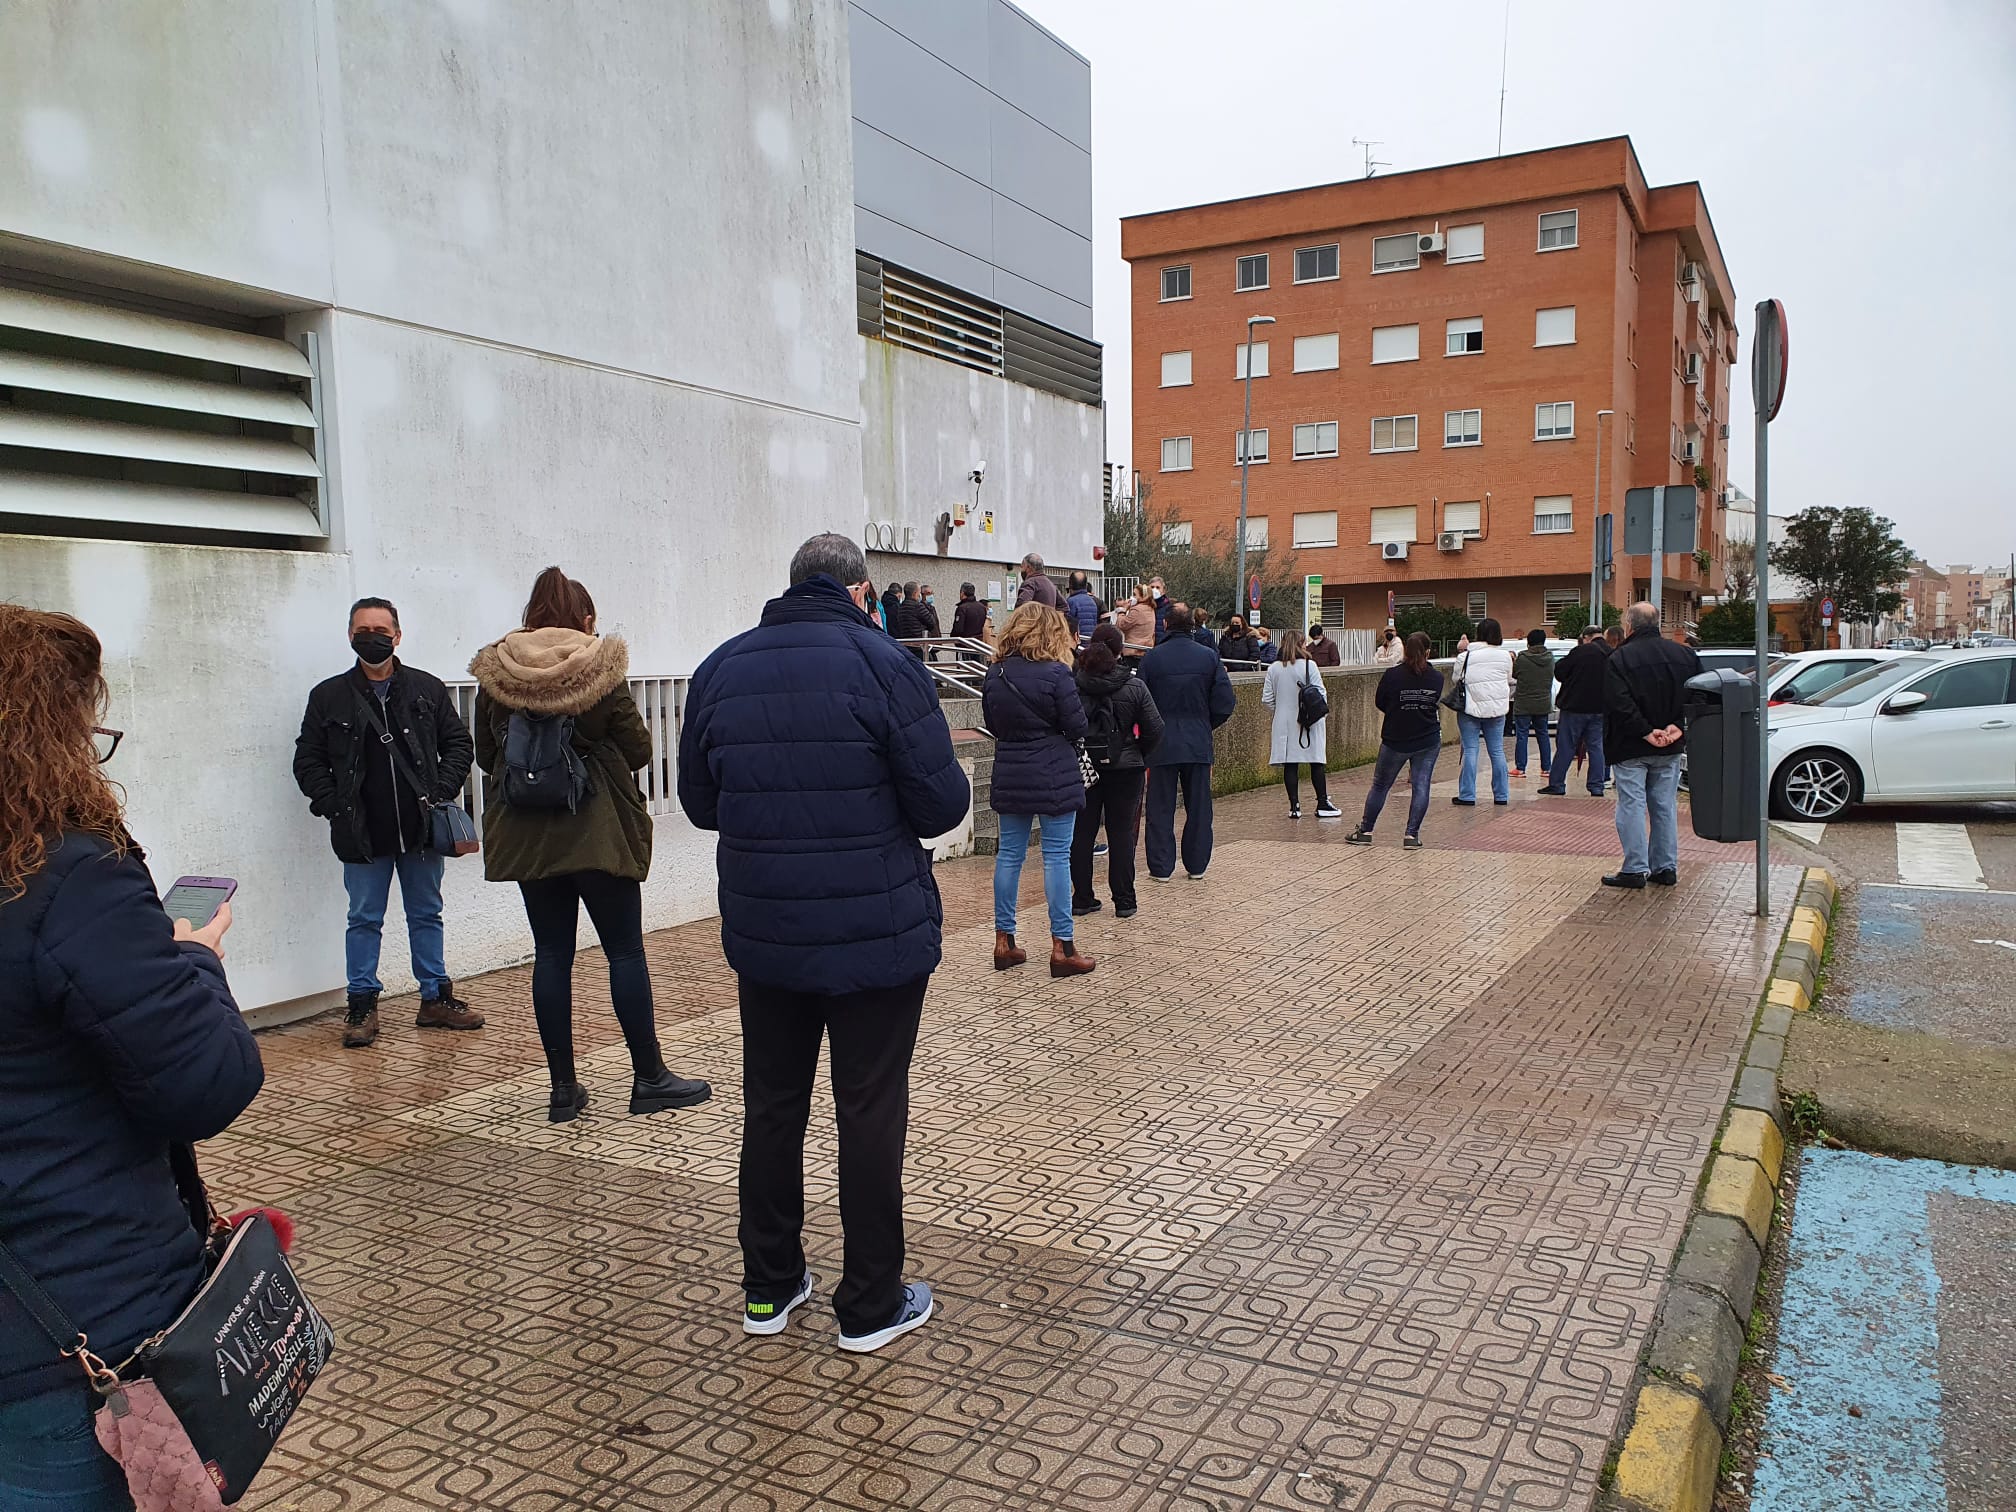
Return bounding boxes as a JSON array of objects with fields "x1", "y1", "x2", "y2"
[{"x1": 1263, "y1": 657, "x2": 1328, "y2": 764}]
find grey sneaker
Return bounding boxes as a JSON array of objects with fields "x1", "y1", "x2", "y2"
[
  {"x1": 1403, "y1": 834, "x2": 1424, "y2": 850},
  {"x1": 838, "y1": 1281, "x2": 934, "y2": 1354},
  {"x1": 744, "y1": 1271, "x2": 815, "y2": 1336},
  {"x1": 1345, "y1": 828, "x2": 1373, "y2": 846}
]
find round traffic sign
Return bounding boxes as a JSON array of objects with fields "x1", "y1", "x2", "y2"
[
  {"x1": 1820, "y1": 597, "x2": 1836, "y2": 619},
  {"x1": 1248, "y1": 573, "x2": 1262, "y2": 611}
]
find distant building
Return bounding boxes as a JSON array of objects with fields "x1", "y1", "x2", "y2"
[{"x1": 1123, "y1": 136, "x2": 1737, "y2": 637}]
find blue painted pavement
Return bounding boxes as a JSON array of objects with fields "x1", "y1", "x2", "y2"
[{"x1": 1753, "y1": 1148, "x2": 2016, "y2": 1511}]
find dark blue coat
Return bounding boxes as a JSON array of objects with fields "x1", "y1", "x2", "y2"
[
  {"x1": 1139, "y1": 636, "x2": 1238, "y2": 766},
  {"x1": 981, "y1": 656, "x2": 1088, "y2": 817},
  {"x1": 0, "y1": 833, "x2": 264, "y2": 1404},
  {"x1": 678, "y1": 576, "x2": 972, "y2": 995},
  {"x1": 1064, "y1": 590, "x2": 1099, "y2": 643}
]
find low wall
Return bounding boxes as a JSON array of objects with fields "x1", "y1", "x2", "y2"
[{"x1": 1209, "y1": 666, "x2": 1457, "y2": 796}]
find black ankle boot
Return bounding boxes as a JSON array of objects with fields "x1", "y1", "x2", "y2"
[
  {"x1": 630, "y1": 1067, "x2": 712, "y2": 1115},
  {"x1": 548, "y1": 1081, "x2": 589, "y2": 1123}
]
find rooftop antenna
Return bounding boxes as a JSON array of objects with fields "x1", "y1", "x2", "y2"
[
  {"x1": 1496, "y1": 0, "x2": 1511, "y2": 154},
  {"x1": 1351, "y1": 138, "x2": 1387, "y2": 179}
]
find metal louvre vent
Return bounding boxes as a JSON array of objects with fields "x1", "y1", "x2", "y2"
[
  {"x1": 856, "y1": 253, "x2": 884, "y2": 338},
  {"x1": 0, "y1": 283, "x2": 324, "y2": 539},
  {"x1": 879, "y1": 263, "x2": 1004, "y2": 376},
  {"x1": 1003, "y1": 310, "x2": 1100, "y2": 407}
]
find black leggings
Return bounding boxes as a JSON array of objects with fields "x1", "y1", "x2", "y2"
[
  {"x1": 1282, "y1": 763, "x2": 1331, "y2": 809},
  {"x1": 517, "y1": 871, "x2": 662, "y2": 1084}
]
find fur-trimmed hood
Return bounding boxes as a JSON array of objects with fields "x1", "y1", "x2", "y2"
[{"x1": 468, "y1": 628, "x2": 629, "y2": 716}]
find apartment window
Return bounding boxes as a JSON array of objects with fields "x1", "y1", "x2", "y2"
[
  {"x1": 1234, "y1": 341, "x2": 1269, "y2": 379},
  {"x1": 1371, "y1": 415, "x2": 1419, "y2": 453},
  {"x1": 1371, "y1": 324, "x2": 1419, "y2": 364},
  {"x1": 1443, "y1": 501, "x2": 1482, "y2": 538},
  {"x1": 1392, "y1": 593, "x2": 1435, "y2": 614},
  {"x1": 1535, "y1": 402, "x2": 1574, "y2": 440},
  {"x1": 1445, "y1": 316, "x2": 1483, "y2": 356},
  {"x1": 1369, "y1": 506, "x2": 1417, "y2": 544},
  {"x1": 1671, "y1": 422, "x2": 1681, "y2": 458},
  {"x1": 1467, "y1": 591, "x2": 1489, "y2": 621},
  {"x1": 1160, "y1": 350, "x2": 1192, "y2": 387},
  {"x1": 1371, "y1": 233, "x2": 1420, "y2": 272},
  {"x1": 1243, "y1": 516, "x2": 1269, "y2": 550},
  {"x1": 1234, "y1": 428, "x2": 1269, "y2": 464},
  {"x1": 1447, "y1": 223, "x2": 1484, "y2": 263},
  {"x1": 1534, "y1": 495, "x2": 1573, "y2": 534},
  {"x1": 1626, "y1": 414, "x2": 1636, "y2": 453},
  {"x1": 1293, "y1": 510, "x2": 1339, "y2": 548},
  {"x1": 1628, "y1": 230, "x2": 1638, "y2": 273},
  {"x1": 1294, "y1": 244, "x2": 1340, "y2": 283},
  {"x1": 1161, "y1": 521, "x2": 1192, "y2": 553},
  {"x1": 1544, "y1": 588, "x2": 1583, "y2": 624},
  {"x1": 1236, "y1": 253, "x2": 1269, "y2": 290},
  {"x1": 1292, "y1": 421, "x2": 1339, "y2": 459},
  {"x1": 1627, "y1": 323, "x2": 1636, "y2": 364},
  {"x1": 1443, "y1": 409, "x2": 1482, "y2": 447},
  {"x1": 1293, "y1": 333, "x2": 1339, "y2": 372},
  {"x1": 1537, "y1": 209, "x2": 1579, "y2": 251},
  {"x1": 1160, "y1": 265, "x2": 1192, "y2": 301},
  {"x1": 1535, "y1": 306, "x2": 1577, "y2": 347},
  {"x1": 1160, "y1": 436, "x2": 1193, "y2": 472},
  {"x1": 1321, "y1": 591, "x2": 1348, "y2": 630}
]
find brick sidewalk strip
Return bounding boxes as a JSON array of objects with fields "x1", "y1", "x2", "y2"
[{"x1": 204, "y1": 798, "x2": 1793, "y2": 1511}]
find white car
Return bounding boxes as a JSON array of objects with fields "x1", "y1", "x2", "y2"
[
  {"x1": 1766, "y1": 650, "x2": 2016, "y2": 819},
  {"x1": 1765, "y1": 648, "x2": 1907, "y2": 708}
]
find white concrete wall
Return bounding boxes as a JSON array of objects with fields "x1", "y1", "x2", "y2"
[
  {"x1": 859, "y1": 337, "x2": 1102, "y2": 573},
  {"x1": 0, "y1": 0, "x2": 860, "y2": 1015}
]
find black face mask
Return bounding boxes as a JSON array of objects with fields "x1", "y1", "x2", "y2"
[{"x1": 352, "y1": 631, "x2": 395, "y2": 666}]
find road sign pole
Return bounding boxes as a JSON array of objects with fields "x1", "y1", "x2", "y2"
[
  {"x1": 1650, "y1": 487, "x2": 1665, "y2": 629},
  {"x1": 1752, "y1": 298, "x2": 1789, "y2": 919}
]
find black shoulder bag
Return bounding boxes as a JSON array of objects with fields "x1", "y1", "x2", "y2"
[{"x1": 352, "y1": 691, "x2": 480, "y2": 857}]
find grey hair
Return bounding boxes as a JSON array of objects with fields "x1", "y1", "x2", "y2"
[
  {"x1": 1021, "y1": 552, "x2": 1045, "y2": 571},
  {"x1": 1625, "y1": 600, "x2": 1660, "y2": 633},
  {"x1": 788, "y1": 533, "x2": 868, "y2": 587}
]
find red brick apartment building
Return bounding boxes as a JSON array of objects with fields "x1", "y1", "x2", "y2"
[{"x1": 1123, "y1": 138, "x2": 1738, "y2": 636}]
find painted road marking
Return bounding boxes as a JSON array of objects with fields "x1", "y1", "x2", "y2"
[
  {"x1": 1894, "y1": 823, "x2": 1987, "y2": 890},
  {"x1": 1972, "y1": 939, "x2": 2016, "y2": 953},
  {"x1": 1773, "y1": 820, "x2": 1827, "y2": 846},
  {"x1": 1753, "y1": 1150, "x2": 2016, "y2": 1512}
]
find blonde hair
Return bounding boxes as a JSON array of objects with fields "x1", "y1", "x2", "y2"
[
  {"x1": 1133, "y1": 583, "x2": 1154, "y2": 604},
  {"x1": 995, "y1": 602, "x2": 1076, "y2": 665},
  {"x1": 1277, "y1": 629, "x2": 1308, "y2": 664}
]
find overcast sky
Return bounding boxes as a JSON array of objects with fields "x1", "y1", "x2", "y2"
[{"x1": 1013, "y1": 0, "x2": 2016, "y2": 569}]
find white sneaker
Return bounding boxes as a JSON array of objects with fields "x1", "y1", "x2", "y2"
[
  {"x1": 1186, "y1": 871, "x2": 1207, "y2": 882},
  {"x1": 837, "y1": 1281, "x2": 933, "y2": 1354},
  {"x1": 744, "y1": 1271, "x2": 814, "y2": 1335}
]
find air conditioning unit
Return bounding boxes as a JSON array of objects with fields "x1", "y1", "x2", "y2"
[
  {"x1": 1417, "y1": 232, "x2": 1446, "y2": 256},
  {"x1": 1683, "y1": 353, "x2": 1703, "y2": 384},
  {"x1": 1718, "y1": 422, "x2": 1731, "y2": 440},
  {"x1": 1381, "y1": 540, "x2": 1410, "y2": 561},
  {"x1": 1437, "y1": 531, "x2": 1466, "y2": 553},
  {"x1": 1680, "y1": 261, "x2": 1704, "y2": 284}
]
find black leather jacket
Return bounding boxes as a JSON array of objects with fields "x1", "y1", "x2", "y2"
[{"x1": 293, "y1": 662, "x2": 473, "y2": 862}]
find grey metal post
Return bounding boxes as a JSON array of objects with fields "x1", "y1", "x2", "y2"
[
  {"x1": 1650, "y1": 486, "x2": 1665, "y2": 630},
  {"x1": 1237, "y1": 314, "x2": 1273, "y2": 622},
  {"x1": 1754, "y1": 390, "x2": 1771, "y2": 917},
  {"x1": 1591, "y1": 410, "x2": 1612, "y2": 628}
]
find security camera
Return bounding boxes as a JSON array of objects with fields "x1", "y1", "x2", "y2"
[{"x1": 969, "y1": 460, "x2": 987, "y2": 484}]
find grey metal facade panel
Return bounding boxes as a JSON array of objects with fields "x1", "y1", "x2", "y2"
[
  {"x1": 993, "y1": 268, "x2": 1091, "y2": 340},
  {"x1": 852, "y1": 122, "x2": 995, "y2": 269},
  {"x1": 992, "y1": 194, "x2": 1092, "y2": 306},
  {"x1": 849, "y1": 9, "x2": 992, "y2": 185},
  {"x1": 988, "y1": 95, "x2": 1092, "y2": 239},
  {"x1": 986, "y1": 1, "x2": 1091, "y2": 151},
  {"x1": 850, "y1": 0, "x2": 991, "y2": 85},
  {"x1": 853, "y1": 207, "x2": 998, "y2": 309}
]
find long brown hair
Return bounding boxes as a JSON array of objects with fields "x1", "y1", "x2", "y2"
[
  {"x1": 0, "y1": 606, "x2": 127, "y2": 901},
  {"x1": 1277, "y1": 629, "x2": 1308, "y2": 664},
  {"x1": 1403, "y1": 631, "x2": 1432, "y2": 673},
  {"x1": 523, "y1": 566, "x2": 596, "y2": 632}
]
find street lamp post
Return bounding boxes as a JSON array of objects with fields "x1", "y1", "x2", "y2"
[
  {"x1": 1590, "y1": 410, "x2": 1613, "y2": 630},
  {"x1": 1238, "y1": 314, "x2": 1275, "y2": 624}
]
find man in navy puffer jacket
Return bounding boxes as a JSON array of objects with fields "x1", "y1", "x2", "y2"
[{"x1": 679, "y1": 533, "x2": 970, "y2": 1354}]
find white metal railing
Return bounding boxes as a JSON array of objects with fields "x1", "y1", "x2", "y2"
[{"x1": 443, "y1": 675, "x2": 689, "y2": 822}]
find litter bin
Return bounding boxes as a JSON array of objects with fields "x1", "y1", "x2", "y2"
[{"x1": 1685, "y1": 667, "x2": 1760, "y2": 841}]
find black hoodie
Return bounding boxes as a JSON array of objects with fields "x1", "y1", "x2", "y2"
[{"x1": 1073, "y1": 660, "x2": 1166, "y2": 771}]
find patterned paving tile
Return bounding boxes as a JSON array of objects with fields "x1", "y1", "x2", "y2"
[{"x1": 215, "y1": 794, "x2": 1789, "y2": 1511}]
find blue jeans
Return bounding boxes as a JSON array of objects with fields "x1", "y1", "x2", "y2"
[
  {"x1": 1548, "y1": 711, "x2": 1609, "y2": 793},
  {"x1": 1512, "y1": 713, "x2": 1553, "y2": 773},
  {"x1": 995, "y1": 812, "x2": 1077, "y2": 941},
  {"x1": 1613, "y1": 754, "x2": 1683, "y2": 874},
  {"x1": 1359, "y1": 742, "x2": 1441, "y2": 837},
  {"x1": 342, "y1": 851, "x2": 448, "y2": 997},
  {"x1": 0, "y1": 1385, "x2": 133, "y2": 1510},
  {"x1": 1457, "y1": 712, "x2": 1509, "y2": 803}
]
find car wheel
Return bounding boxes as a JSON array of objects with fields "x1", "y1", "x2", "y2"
[{"x1": 1771, "y1": 750, "x2": 1861, "y2": 821}]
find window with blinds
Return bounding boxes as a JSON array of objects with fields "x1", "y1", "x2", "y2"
[
  {"x1": 1443, "y1": 501, "x2": 1482, "y2": 536},
  {"x1": 1292, "y1": 510, "x2": 1338, "y2": 548},
  {"x1": 1234, "y1": 341, "x2": 1269, "y2": 379},
  {"x1": 1370, "y1": 415, "x2": 1418, "y2": 453},
  {"x1": 1446, "y1": 224, "x2": 1484, "y2": 263},
  {"x1": 1371, "y1": 324, "x2": 1419, "y2": 364},
  {"x1": 1444, "y1": 410, "x2": 1481, "y2": 447},
  {"x1": 1161, "y1": 521, "x2": 1192, "y2": 553},
  {"x1": 0, "y1": 282, "x2": 325, "y2": 540},
  {"x1": 1534, "y1": 495, "x2": 1573, "y2": 534},
  {"x1": 1446, "y1": 316, "x2": 1483, "y2": 356},
  {"x1": 1543, "y1": 589, "x2": 1583, "y2": 624},
  {"x1": 1234, "y1": 428, "x2": 1268, "y2": 464},
  {"x1": 1467, "y1": 591, "x2": 1488, "y2": 621},
  {"x1": 1160, "y1": 350, "x2": 1192, "y2": 387},
  {"x1": 1369, "y1": 506, "x2": 1416, "y2": 544},
  {"x1": 1292, "y1": 421, "x2": 1338, "y2": 459},
  {"x1": 1535, "y1": 305, "x2": 1577, "y2": 347},
  {"x1": 1537, "y1": 209, "x2": 1579, "y2": 250}
]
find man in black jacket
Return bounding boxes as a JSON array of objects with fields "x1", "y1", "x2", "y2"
[
  {"x1": 1602, "y1": 602, "x2": 1702, "y2": 889},
  {"x1": 293, "y1": 597, "x2": 480, "y2": 1047},
  {"x1": 1540, "y1": 628, "x2": 1611, "y2": 796},
  {"x1": 1139, "y1": 605, "x2": 1238, "y2": 881}
]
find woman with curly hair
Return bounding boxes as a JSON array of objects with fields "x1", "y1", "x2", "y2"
[
  {"x1": 980, "y1": 603, "x2": 1093, "y2": 977},
  {"x1": 0, "y1": 605, "x2": 264, "y2": 1509}
]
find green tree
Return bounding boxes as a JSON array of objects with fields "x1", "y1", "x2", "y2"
[
  {"x1": 1394, "y1": 603, "x2": 1473, "y2": 655},
  {"x1": 1551, "y1": 601, "x2": 1622, "y2": 639},
  {"x1": 1769, "y1": 506, "x2": 1912, "y2": 645},
  {"x1": 1696, "y1": 599, "x2": 1758, "y2": 646}
]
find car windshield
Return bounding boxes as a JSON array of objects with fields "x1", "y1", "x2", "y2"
[{"x1": 1803, "y1": 656, "x2": 1935, "y2": 707}]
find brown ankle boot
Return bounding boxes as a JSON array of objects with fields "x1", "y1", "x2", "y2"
[
  {"x1": 993, "y1": 931, "x2": 1027, "y2": 971},
  {"x1": 1049, "y1": 937, "x2": 1096, "y2": 978}
]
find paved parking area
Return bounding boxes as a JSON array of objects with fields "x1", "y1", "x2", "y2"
[{"x1": 213, "y1": 778, "x2": 1791, "y2": 1511}]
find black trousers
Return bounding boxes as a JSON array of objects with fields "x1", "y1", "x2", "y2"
[
  {"x1": 738, "y1": 973, "x2": 928, "y2": 1335},
  {"x1": 1280, "y1": 762, "x2": 1331, "y2": 810},
  {"x1": 517, "y1": 871, "x2": 662, "y2": 1085},
  {"x1": 1070, "y1": 766, "x2": 1146, "y2": 911},
  {"x1": 1144, "y1": 762, "x2": 1214, "y2": 879}
]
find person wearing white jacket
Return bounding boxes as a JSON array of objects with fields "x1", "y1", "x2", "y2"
[
  {"x1": 1450, "y1": 617, "x2": 1515, "y2": 806},
  {"x1": 1262, "y1": 631, "x2": 1340, "y2": 818}
]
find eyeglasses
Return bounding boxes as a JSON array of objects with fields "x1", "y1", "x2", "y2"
[{"x1": 92, "y1": 727, "x2": 124, "y2": 764}]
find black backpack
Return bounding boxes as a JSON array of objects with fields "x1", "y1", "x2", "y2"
[
  {"x1": 501, "y1": 711, "x2": 592, "y2": 811},
  {"x1": 1085, "y1": 690, "x2": 1125, "y2": 767},
  {"x1": 1295, "y1": 664, "x2": 1329, "y2": 746}
]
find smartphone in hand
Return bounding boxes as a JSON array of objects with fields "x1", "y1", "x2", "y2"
[{"x1": 163, "y1": 876, "x2": 238, "y2": 929}]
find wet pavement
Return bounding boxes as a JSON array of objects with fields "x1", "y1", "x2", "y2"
[
  {"x1": 1753, "y1": 1149, "x2": 2016, "y2": 1512},
  {"x1": 208, "y1": 772, "x2": 1791, "y2": 1511},
  {"x1": 1835, "y1": 886, "x2": 2016, "y2": 1053}
]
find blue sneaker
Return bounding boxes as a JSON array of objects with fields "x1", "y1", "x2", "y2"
[
  {"x1": 837, "y1": 1281, "x2": 934, "y2": 1354},
  {"x1": 743, "y1": 1271, "x2": 814, "y2": 1336}
]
